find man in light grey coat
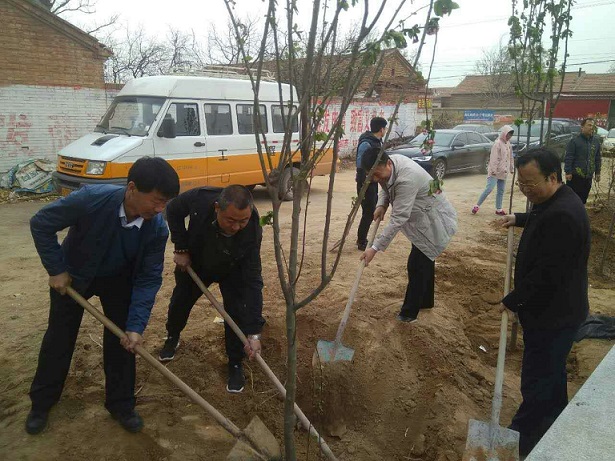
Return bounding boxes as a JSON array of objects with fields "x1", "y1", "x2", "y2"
[{"x1": 361, "y1": 147, "x2": 457, "y2": 322}]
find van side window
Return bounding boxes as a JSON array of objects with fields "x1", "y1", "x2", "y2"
[
  {"x1": 272, "y1": 105, "x2": 299, "y2": 133},
  {"x1": 166, "y1": 103, "x2": 201, "y2": 136},
  {"x1": 205, "y1": 104, "x2": 233, "y2": 135},
  {"x1": 236, "y1": 104, "x2": 267, "y2": 134}
]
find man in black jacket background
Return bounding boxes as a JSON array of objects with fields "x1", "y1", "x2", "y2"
[
  {"x1": 564, "y1": 117, "x2": 602, "y2": 204},
  {"x1": 501, "y1": 148, "x2": 590, "y2": 456},
  {"x1": 158, "y1": 185, "x2": 264, "y2": 394},
  {"x1": 355, "y1": 116, "x2": 387, "y2": 251}
]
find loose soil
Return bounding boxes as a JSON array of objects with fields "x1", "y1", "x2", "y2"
[{"x1": 0, "y1": 168, "x2": 613, "y2": 461}]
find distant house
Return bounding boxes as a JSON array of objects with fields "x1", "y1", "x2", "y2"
[
  {"x1": 436, "y1": 72, "x2": 615, "y2": 128},
  {"x1": 0, "y1": 0, "x2": 118, "y2": 172}
]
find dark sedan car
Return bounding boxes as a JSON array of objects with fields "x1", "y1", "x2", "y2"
[
  {"x1": 453, "y1": 123, "x2": 500, "y2": 142},
  {"x1": 511, "y1": 119, "x2": 574, "y2": 160},
  {"x1": 389, "y1": 129, "x2": 493, "y2": 179}
]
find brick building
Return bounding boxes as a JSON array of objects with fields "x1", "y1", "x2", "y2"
[{"x1": 0, "y1": 0, "x2": 117, "y2": 173}]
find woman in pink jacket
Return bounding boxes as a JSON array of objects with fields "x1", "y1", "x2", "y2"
[{"x1": 472, "y1": 125, "x2": 515, "y2": 215}]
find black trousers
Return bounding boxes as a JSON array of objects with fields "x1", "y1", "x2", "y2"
[
  {"x1": 165, "y1": 268, "x2": 248, "y2": 364},
  {"x1": 400, "y1": 245, "x2": 435, "y2": 319},
  {"x1": 356, "y1": 168, "x2": 378, "y2": 246},
  {"x1": 566, "y1": 175, "x2": 592, "y2": 204},
  {"x1": 30, "y1": 275, "x2": 135, "y2": 414},
  {"x1": 509, "y1": 326, "x2": 577, "y2": 456}
]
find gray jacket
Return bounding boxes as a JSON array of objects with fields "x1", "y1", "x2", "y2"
[{"x1": 373, "y1": 154, "x2": 457, "y2": 260}]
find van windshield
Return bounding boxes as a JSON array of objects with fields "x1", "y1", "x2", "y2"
[{"x1": 96, "y1": 96, "x2": 166, "y2": 136}]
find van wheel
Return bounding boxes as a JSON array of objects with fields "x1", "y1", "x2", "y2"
[
  {"x1": 246, "y1": 185, "x2": 256, "y2": 191},
  {"x1": 279, "y1": 166, "x2": 304, "y2": 201}
]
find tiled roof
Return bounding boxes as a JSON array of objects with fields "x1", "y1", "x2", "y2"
[{"x1": 451, "y1": 72, "x2": 615, "y2": 95}]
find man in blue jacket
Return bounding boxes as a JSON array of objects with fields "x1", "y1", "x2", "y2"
[
  {"x1": 26, "y1": 157, "x2": 180, "y2": 435},
  {"x1": 564, "y1": 117, "x2": 602, "y2": 204},
  {"x1": 158, "y1": 185, "x2": 264, "y2": 394}
]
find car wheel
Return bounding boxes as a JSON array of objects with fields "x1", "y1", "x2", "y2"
[
  {"x1": 246, "y1": 184, "x2": 256, "y2": 191},
  {"x1": 279, "y1": 166, "x2": 305, "y2": 201},
  {"x1": 432, "y1": 158, "x2": 447, "y2": 180},
  {"x1": 480, "y1": 154, "x2": 489, "y2": 174}
]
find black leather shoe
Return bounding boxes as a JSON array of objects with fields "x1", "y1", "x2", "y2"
[
  {"x1": 111, "y1": 409, "x2": 144, "y2": 433},
  {"x1": 25, "y1": 410, "x2": 49, "y2": 435}
]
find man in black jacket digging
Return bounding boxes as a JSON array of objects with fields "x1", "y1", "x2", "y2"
[
  {"x1": 500, "y1": 148, "x2": 590, "y2": 457},
  {"x1": 158, "y1": 185, "x2": 264, "y2": 393}
]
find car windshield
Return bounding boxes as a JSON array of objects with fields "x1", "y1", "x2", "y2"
[
  {"x1": 609, "y1": 129, "x2": 615, "y2": 138},
  {"x1": 95, "y1": 96, "x2": 166, "y2": 137},
  {"x1": 409, "y1": 131, "x2": 456, "y2": 147}
]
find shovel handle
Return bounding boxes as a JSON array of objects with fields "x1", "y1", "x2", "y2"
[
  {"x1": 491, "y1": 226, "x2": 514, "y2": 426},
  {"x1": 65, "y1": 286, "x2": 243, "y2": 439},
  {"x1": 332, "y1": 217, "x2": 382, "y2": 347},
  {"x1": 186, "y1": 268, "x2": 337, "y2": 461}
]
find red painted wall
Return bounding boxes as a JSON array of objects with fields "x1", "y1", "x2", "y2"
[{"x1": 546, "y1": 99, "x2": 610, "y2": 126}]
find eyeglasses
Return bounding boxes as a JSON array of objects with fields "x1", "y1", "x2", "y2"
[{"x1": 515, "y1": 179, "x2": 545, "y2": 189}]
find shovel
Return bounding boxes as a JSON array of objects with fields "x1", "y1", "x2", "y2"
[
  {"x1": 316, "y1": 218, "x2": 381, "y2": 363},
  {"x1": 462, "y1": 227, "x2": 520, "y2": 461},
  {"x1": 185, "y1": 268, "x2": 338, "y2": 461},
  {"x1": 65, "y1": 286, "x2": 281, "y2": 461}
]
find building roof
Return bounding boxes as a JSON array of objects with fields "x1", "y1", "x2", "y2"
[
  {"x1": 10, "y1": 0, "x2": 112, "y2": 58},
  {"x1": 452, "y1": 72, "x2": 615, "y2": 95}
]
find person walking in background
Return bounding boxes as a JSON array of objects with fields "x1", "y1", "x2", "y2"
[
  {"x1": 26, "y1": 157, "x2": 180, "y2": 435},
  {"x1": 472, "y1": 125, "x2": 515, "y2": 215},
  {"x1": 500, "y1": 148, "x2": 590, "y2": 457},
  {"x1": 564, "y1": 117, "x2": 602, "y2": 204},
  {"x1": 355, "y1": 117, "x2": 387, "y2": 251}
]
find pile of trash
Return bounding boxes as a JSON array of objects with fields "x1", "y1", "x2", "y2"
[{"x1": 0, "y1": 159, "x2": 56, "y2": 200}]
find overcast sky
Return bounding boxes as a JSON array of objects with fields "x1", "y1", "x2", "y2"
[{"x1": 65, "y1": 0, "x2": 615, "y2": 87}]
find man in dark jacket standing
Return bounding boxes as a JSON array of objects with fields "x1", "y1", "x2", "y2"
[
  {"x1": 501, "y1": 148, "x2": 590, "y2": 456},
  {"x1": 27, "y1": 157, "x2": 180, "y2": 435},
  {"x1": 355, "y1": 116, "x2": 387, "y2": 251},
  {"x1": 158, "y1": 185, "x2": 264, "y2": 394},
  {"x1": 564, "y1": 117, "x2": 602, "y2": 204}
]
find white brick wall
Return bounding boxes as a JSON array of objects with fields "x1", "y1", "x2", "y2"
[
  {"x1": 0, "y1": 85, "x2": 120, "y2": 173},
  {"x1": 319, "y1": 100, "x2": 422, "y2": 157}
]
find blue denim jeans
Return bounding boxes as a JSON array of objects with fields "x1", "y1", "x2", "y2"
[{"x1": 477, "y1": 176, "x2": 506, "y2": 210}]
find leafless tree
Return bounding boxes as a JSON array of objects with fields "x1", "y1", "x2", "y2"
[
  {"x1": 103, "y1": 26, "x2": 167, "y2": 83},
  {"x1": 37, "y1": 0, "x2": 95, "y2": 15},
  {"x1": 474, "y1": 38, "x2": 515, "y2": 105},
  {"x1": 206, "y1": 16, "x2": 269, "y2": 65}
]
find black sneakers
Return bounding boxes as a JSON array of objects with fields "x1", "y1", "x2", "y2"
[
  {"x1": 357, "y1": 241, "x2": 367, "y2": 251},
  {"x1": 158, "y1": 336, "x2": 180, "y2": 362},
  {"x1": 226, "y1": 363, "x2": 245, "y2": 393},
  {"x1": 25, "y1": 409, "x2": 49, "y2": 435},
  {"x1": 111, "y1": 409, "x2": 144, "y2": 433}
]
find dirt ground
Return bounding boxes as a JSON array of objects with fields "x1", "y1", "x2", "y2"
[{"x1": 0, "y1": 167, "x2": 613, "y2": 461}]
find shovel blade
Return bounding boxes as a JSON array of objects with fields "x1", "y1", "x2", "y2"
[
  {"x1": 227, "y1": 416, "x2": 281, "y2": 461},
  {"x1": 462, "y1": 419, "x2": 520, "y2": 461},
  {"x1": 316, "y1": 340, "x2": 355, "y2": 363}
]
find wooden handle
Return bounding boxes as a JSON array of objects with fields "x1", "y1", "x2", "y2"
[
  {"x1": 491, "y1": 226, "x2": 514, "y2": 425},
  {"x1": 65, "y1": 286, "x2": 243, "y2": 439},
  {"x1": 186, "y1": 268, "x2": 338, "y2": 461},
  {"x1": 332, "y1": 217, "x2": 382, "y2": 347}
]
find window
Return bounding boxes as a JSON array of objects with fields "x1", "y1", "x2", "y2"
[
  {"x1": 204, "y1": 104, "x2": 233, "y2": 135},
  {"x1": 236, "y1": 104, "x2": 267, "y2": 134},
  {"x1": 466, "y1": 132, "x2": 484, "y2": 144},
  {"x1": 272, "y1": 105, "x2": 299, "y2": 133},
  {"x1": 96, "y1": 96, "x2": 165, "y2": 137},
  {"x1": 453, "y1": 132, "x2": 469, "y2": 146},
  {"x1": 166, "y1": 103, "x2": 200, "y2": 136}
]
